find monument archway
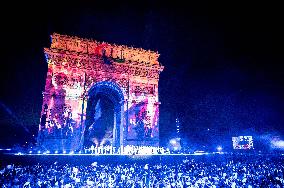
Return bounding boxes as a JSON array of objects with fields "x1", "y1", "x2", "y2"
[
  {"x1": 38, "y1": 33, "x2": 164, "y2": 151},
  {"x1": 85, "y1": 81, "x2": 124, "y2": 148}
]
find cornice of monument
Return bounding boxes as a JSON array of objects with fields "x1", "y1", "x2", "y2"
[
  {"x1": 48, "y1": 33, "x2": 164, "y2": 70},
  {"x1": 44, "y1": 48, "x2": 164, "y2": 72}
]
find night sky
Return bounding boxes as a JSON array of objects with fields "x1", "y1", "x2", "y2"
[{"x1": 0, "y1": 2, "x2": 283, "y2": 148}]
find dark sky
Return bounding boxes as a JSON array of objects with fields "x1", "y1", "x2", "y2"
[{"x1": 0, "y1": 1, "x2": 283, "y2": 147}]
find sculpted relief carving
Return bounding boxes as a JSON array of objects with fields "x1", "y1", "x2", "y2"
[{"x1": 40, "y1": 33, "x2": 163, "y2": 148}]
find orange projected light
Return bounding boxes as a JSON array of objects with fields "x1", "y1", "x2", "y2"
[{"x1": 38, "y1": 33, "x2": 164, "y2": 151}]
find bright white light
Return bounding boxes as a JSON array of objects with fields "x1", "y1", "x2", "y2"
[
  {"x1": 63, "y1": 150, "x2": 66, "y2": 154},
  {"x1": 173, "y1": 146, "x2": 179, "y2": 151},
  {"x1": 170, "y1": 139, "x2": 177, "y2": 145},
  {"x1": 0, "y1": 148, "x2": 12, "y2": 151},
  {"x1": 217, "y1": 146, "x2": 222, "y2": 152},
  {"x1": 55, "y1": 150, "x2": 58, "y2": 154},
  {"x1": 271, "y1": 140, "x2": 284, "y2": 149},
  {"x1": 194, "y1": 151, "x2": 205, "y2": 155},
  {"x1": 29, "y1": 151, "x2": 32, "y2": 154},
  {"x1": 37, "y1": 151, "x2": 41, "y2": 154}
]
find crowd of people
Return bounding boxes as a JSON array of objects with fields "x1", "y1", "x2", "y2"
[
  {"x1": 0, "y1": 154, "x2": 283, "y2": 187},
  {"x1": 84, "y1": 145, "x2": 169, "y2": 155}
]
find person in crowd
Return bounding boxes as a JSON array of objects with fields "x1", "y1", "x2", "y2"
[{"x1": 1, "y1": 154, "x2": 284, "y2": 187}]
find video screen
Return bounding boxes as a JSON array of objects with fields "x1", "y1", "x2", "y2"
[{"x1": 232, "y1": 136, "x2": 254, "y2": 149}]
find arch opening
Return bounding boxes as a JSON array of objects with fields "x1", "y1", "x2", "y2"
[{"x1": 84, "y1": 81, "x2": 124, "y2": 148}]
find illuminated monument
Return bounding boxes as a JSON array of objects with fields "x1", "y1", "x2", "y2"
[{"x1": 38, "y1": 33, "x2": 164, "y2": 151}]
